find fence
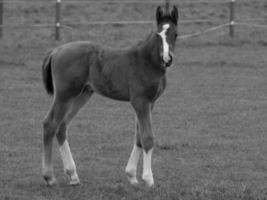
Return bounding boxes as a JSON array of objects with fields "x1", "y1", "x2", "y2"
[{"x1": 0, "y1": 0, "x2": 266, "y2": 41}]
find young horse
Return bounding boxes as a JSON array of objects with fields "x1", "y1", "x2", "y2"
[{"x1": 42, "y1": 5, "x2": 178, "y2": 187}]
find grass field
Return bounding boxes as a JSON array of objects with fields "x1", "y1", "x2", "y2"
[{"x1": 1, "y1": 1, "x2": 267, "y2": 200}]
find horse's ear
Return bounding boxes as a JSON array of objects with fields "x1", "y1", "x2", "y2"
[
  {"x1": 171, "y1": 6, "x2": 179, "y2": 24},
  {"x1": 156, "y1": 6, "x2": 164, "y2": 24}
]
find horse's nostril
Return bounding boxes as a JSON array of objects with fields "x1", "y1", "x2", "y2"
[
  {"x1": 169, "y1": 53, "x2": 173, "y2": 61},
  {"x1": 166, "y1": 54, "x2": 173, "y2": 67}
]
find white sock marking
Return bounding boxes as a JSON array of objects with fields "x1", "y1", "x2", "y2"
[
  {"x1": 59, "y1": 140, "x2": 76, "y2": 172},
  {"x1": 142, "y1": 149, "x2": 154, "y2": 186},
  {"x1": 126, "y1": 144, "x2": 141, "y2": 175},
  {"x1": 158, "y1": 23, "x2": 170, "y2": 63}
]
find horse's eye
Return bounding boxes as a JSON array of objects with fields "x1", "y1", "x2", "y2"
[{"x1": 175, "y1": 33, "x2": 178, "y2": 38}]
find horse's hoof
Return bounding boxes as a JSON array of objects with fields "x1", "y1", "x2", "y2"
[
  {"x1": 126, "y1": 171, "x2": 139, "y2": 185},
  {"x1": 65, "y1": 170, "x2": 80, "y2": 186},
  {"x1": 69, "y1": 178, "x2": 80, "y2": 186},
  {"x1": 69, "y1": 174, "x2": 80, "y2": 186},
  {"x1": 129, "y1": 177, "x2": 139, "y2": 185},
  {"x1": 142, "y1": 174, "x2": 154, "y2": 187},
  {"x1": 44, "y1": 175, "x2": 57, "y2": 187},
  {"x1": 127, "y1": 175, "x2": 139, "y2": 185}
]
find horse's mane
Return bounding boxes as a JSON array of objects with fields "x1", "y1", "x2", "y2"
[
  {"x1": 101, "y1": 28, "x2": 157, "y2": 52},
  {"x1": 133, "y1": 29, "x2": 156, "y2": 49}
]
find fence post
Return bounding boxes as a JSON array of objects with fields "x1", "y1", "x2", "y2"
[
  {"x1": 55, "y1": 0, "x2": 61, "y2": 40},
  {"x1": 229, "y1": 0, "x2": 235, "y2": 38},
  {"x1": 0, "y1": 0, "x2": 3, "y2": 38}
]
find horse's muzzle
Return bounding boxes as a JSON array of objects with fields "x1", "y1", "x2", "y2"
[
  {"x1": 162, "y1": 52, "x2": 173, "y2": 68},
  {"x1": 160, "y1": 51, "x2": 174, "y2": 69},
  {"x1": 165, "y1": 53, "x2": 173, "y2": 67}
]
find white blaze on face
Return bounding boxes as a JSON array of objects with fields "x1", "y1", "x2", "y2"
[{"x1": 158, "y1": 23, "x2": 170, "y2": 63}]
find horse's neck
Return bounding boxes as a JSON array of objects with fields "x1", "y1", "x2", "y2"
[
  {"x1": 136, "y1": 33, "x2": 154, "y2": 54},
  {"x1": 139, "y1": 34, "x2": 160, "y2": 63},
  {"x1": 144, "y1": 33, "x2": 157, "y2": 49},
  {"x1": 133, "y1": 33, "x2": 166, "y2": 77}
]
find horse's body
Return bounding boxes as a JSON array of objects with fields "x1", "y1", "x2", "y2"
[
  {"x1": 42, "y1": 6, "x2": 178, "y2": 187},
  {"x1": 44, "y1": 37, "x2": 166, "y2": 101}
]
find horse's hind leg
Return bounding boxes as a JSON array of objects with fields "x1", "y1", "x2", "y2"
[
  {"x1": 125, "y1": 117, "x2": 142, "y2": 185},
  {"x1": 56, "y1": 123, "x2": 80, "y2": 186},
  {"x1": 56, "y1": 86, "x2": 93, "y2": 185},
  {"x1": 42, "y1": 97, "x2": 72, "y2": 186}
]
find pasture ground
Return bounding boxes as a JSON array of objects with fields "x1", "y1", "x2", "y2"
[{"x1": 1, "y1": 1, "x2": 267, "y2": 199}]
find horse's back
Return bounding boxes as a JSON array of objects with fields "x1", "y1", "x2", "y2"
[
  {"x1": 51, "y1": 41, "x2": 99, "y2": 98},
  {"x1": 89, "y1": 47, "x2": 134, "y2": 101},
  {"x1": 52, "y1": 41, "x2": 99, "y2": 66}
]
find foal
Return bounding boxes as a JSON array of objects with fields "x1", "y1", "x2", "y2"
[{"x1": 42, "y1": 6, "x2": 178, "y2": 187}]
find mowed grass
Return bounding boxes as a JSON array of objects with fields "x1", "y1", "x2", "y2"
[{"x1": 1, "y1": 1, "x2": 267, "y2": 200}]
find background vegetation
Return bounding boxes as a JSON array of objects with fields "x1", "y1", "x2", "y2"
[{"x1": 1, "y1": 0, "x2": 267, "y2": 199}]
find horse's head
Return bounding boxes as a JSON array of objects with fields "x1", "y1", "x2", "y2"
[{"x1": 155, "y1": 5, "x2": 179, "y2": 68}]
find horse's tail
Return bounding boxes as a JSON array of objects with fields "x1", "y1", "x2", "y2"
[{"x1": 42, "y1": 50, "x2": 54, "y2": 95}]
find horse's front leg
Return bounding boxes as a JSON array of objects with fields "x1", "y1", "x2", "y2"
[
  {"x1": 131, "y1": 97, "x2": 154, "y2": 187},
  {"x1": 125, "y1": 117, "x2": 142, "y2": 185}
]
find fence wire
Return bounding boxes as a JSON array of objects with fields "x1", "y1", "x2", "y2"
[
  {"x1": 0, "y1": 0, "x2": 267, "y2": 40},
  {"x1": 235, "y1": 22, "x2": 267, "y2": 30},
  {"x1": 178, "y1": 23, "x2": 230, "y2": 40},
  {"x1": 1, "y1": 21, "x2": 267, "y2": 41},
  {"x1": 3, "y1": 0, "x2": 267, "y2": 4}
]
